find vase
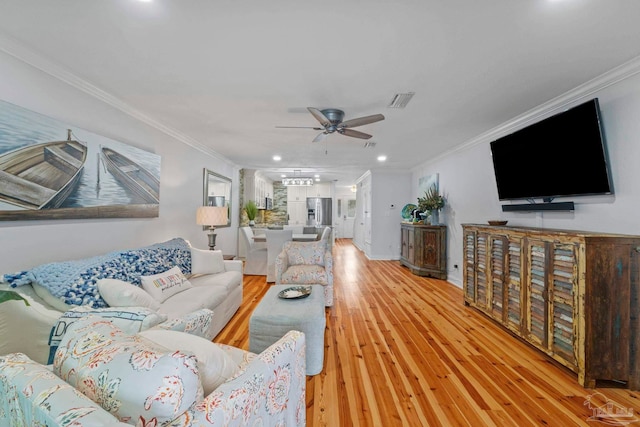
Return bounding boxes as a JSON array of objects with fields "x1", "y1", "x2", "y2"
[
  {"x1": 430, "y1": 210, "x2": 439, "y2": 225},
  {"x1": 249, "y1": 220, "x2": 255, "y2": 226}
]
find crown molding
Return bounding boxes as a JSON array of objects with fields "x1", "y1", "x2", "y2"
[
  {"x1": 0, "y1": 31, "x2": 235, "y2": 165},
  {"x1": 419, "y1": 54, "x2": 640, "y2": 167}
]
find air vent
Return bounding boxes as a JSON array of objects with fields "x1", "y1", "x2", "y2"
[
  {"x1": 364, "y1": 141, "x2": 376, "y2": 148},
  {"x1": 388, "y1": 92, "x2": 415, "y2": 109}
]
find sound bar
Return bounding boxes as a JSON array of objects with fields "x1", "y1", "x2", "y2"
[{"x1": 502, "y1": 201, "x2": 575, "y2": 212}]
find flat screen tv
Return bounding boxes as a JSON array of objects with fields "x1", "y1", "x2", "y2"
[{"x1": 490, "y1": 98, "x2": 613, "y2": 204}]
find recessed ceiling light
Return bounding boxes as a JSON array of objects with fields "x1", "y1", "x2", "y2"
[
  {"x1": 281, "y1": 174, "x2": 287, "y2": 178},
  {"x1": 314, "y1": 174, "x2": 320, "y2": 178},
  {"x1": 315, "y1": 178, "x2": 320, "y2": 182},
  {"x1": 377, "y1": 155, "x2": 387, "y2": 162},
  {"x1": 273, "y1": 155, "x2": 281, "y2": 161},
  {"x1": 137, "y1": 0, "x2": 152, "y2": 3}
]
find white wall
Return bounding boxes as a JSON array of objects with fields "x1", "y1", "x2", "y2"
[
  {"x1": 0, "y1": 50, "x2": 240, "y2": 272},
  {"x1": 354, "y1": 171, "x2": 411, "y2": 260},
  {"x1": 411, "y1": 62, "x2": 640, "y2": 288}
]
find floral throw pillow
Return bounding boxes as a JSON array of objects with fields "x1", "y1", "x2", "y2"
[
  {"x1": 284, "y1": 241, "x2": 326, "y2": 266},
  {"x1": 53, "y1": 316, "x2": 203, "y2": 426}
]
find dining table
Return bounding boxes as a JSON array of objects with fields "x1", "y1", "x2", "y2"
[{"x1": 252, "y1": 233, "x2": 319, "y2": 243}]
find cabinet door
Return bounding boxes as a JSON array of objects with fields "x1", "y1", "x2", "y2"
[
  {"x1": 506, "y1": 238, "x2": 523, "y2": 332},
  {"x1": 401, "y1": 227, "x2": 414, "y2": 263},
  {"x1": 549, "y1": 243, "x2": 578, "y2": 365},
  {"x1": 310, "y1": 183, "x2": 331, "y2": 197},
  {"x1": 525, "y1": 239, "x2": 548, "y2": 348},
  {"x1": 489, "y1": 235, "x2": 507, "y2": 321},
  {"x1": 287, "y1": 186, "x2": 306, "y2": 202},
  {"x1": 475, "y1": 233, "x2": 489, "y2": 310},
  {"x1": 287, "y1": 201, "x2": 307, "y2": 225},
  {"x1": 463, "y1": 230, "x2": 477, "y2": 303},
  {"x1": 420, "y1": 228, "x2": 442, "y2": 270},
  {"x1": 406, "y1": 227, "x2": 415, "y2": 264}
]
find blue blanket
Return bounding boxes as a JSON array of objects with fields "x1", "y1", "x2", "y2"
[{"x1": 3, "y1": 238, "x2": 192, "y2": 309}]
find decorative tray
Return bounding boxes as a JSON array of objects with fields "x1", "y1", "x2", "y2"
[
  {"x1": 278, "y1": 286, "x2": 312, "y2": 299},
  {"x1": 401, "y1": 203, "x2": 417, "y2": 220},
  {"x1": 488, "y1": 220, "x2": 508, "y2": 226}
]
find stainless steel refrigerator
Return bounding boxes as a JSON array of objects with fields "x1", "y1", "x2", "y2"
[{"x1": 306, "y1": 197, "x2": 332, "y2": 227}]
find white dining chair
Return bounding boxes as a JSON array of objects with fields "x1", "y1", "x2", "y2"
[
  {"x1": 240, "y1": 226, "x2": 268, "y2": 275},
  {"x1": 265, "y1": 229, "x2": 293, "y2": 282}
]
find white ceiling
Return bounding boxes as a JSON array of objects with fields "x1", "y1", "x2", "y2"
[{"x1": 2, "y1": 0, "x2": 640, "y2": 187}]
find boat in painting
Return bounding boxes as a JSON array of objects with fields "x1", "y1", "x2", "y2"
[
  {"x1": 101, "y1": 146, "x2": 160, "y2": 204},
  {"x1": 0, "y1": 130, "x2": 87, "y2": 210}
]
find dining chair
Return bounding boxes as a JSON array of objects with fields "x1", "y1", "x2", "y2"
[
  {"x1": 240, "y1": 226, "x2": 267, "y2": 275},
  {"x1": 265, "y1": 229, "x2": 293, "y2": 282}
]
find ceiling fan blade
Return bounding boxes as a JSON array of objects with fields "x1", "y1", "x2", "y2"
[
  {"x1": 275, "y1": 126, "x2": 324, "y2": 130},
  {"x1": 312, "y1": 132, "x2": 328, "y2": 143},
  {"x1": 307, "y1": 107, "x2": 331, "y2": 127},
  {"x1": 339, "y1": 128, "x2": 372, "y2": 140},
  {"x1": 339, "y1": 114, "x2": 385, "y2": 129}
]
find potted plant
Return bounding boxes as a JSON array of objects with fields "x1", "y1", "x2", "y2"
[
  {"x1": 417, "y1": 184, "x2": 445, "y2": 225},
  {"x1": 244, "y1": 200, "x2": 258, "y2": 226}
]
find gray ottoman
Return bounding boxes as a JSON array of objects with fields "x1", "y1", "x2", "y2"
[{"x1": 250, "y1": 285, "x2": 326, "y2": 375}]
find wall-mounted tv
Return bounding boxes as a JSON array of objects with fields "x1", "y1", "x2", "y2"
[{"x1": 490, "y1": 98, "x2": 613, "y2": 208}]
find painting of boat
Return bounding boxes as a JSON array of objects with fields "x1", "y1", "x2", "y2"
[
  {"x1": 101, "y1": 146, "x2": 160, "y2": 204},
  {"x1": 0, "y1": 129, "x2": 87, "y2": 210}
]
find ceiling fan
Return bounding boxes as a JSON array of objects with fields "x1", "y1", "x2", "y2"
[{"x1": 277, "y1": 107, "x2": 385, "y2": 142}]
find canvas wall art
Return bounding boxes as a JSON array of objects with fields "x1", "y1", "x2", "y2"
[
  {"x1": 418, "y1": 173, "x2": 439, "y2": 196},
  {"x1": 0, "y1": 99, "x2": 161, "y2": 220}
]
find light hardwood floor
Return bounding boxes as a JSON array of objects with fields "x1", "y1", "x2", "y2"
[{"x1": 215, "y1": 239, "x2": 640, "y2": 426}]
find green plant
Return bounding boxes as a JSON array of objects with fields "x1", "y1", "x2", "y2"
[
  {"x1": 417, "y1": 184, "x2": 445, "y2": 212},
  {"x1": 244, "y1": 200, "x2": 258, "y2": 221},
  {"x1": 0, "y1": 290, "x2": 29, "y2": 306}
]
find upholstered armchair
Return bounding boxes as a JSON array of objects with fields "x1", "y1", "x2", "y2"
[
  {"x1": 0, "y1": 317, "x2": 306, "y2": 427},
  {"x1": 275, "y1": 240, "x2": 333, "y2": 306}
]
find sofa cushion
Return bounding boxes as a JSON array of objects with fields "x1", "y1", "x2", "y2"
[
  {"x1": 141, "y1": 266, "x2": 193, "y2": 303},
  {"x1": 138, "y1": 329, "x2": 238, "y2": 395},
  {"x1": 189, "y1": 270, "x2": 242, "y2": 292},
  {"x1": 97, "y1": 278, "x2": 161, "y2": 311},
  {"x1": 191, "y1": 248, "x2": 225, "y2": 275},
  {"x1": 280, "y1": 265, "x2": 329, "y2": 285},
  {"x1": 157, "y1": 286, "x2": 228, "y2": 320},
  {"x1": 285, "y1": 241, "x2": 326, "y2": 266},
  {"x1": 54, "y1": 317, "x2": 203, "y2": 426}
]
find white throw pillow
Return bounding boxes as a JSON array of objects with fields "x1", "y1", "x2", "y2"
[
  {"x1": 97, "y1": 278, "x2": 161, "y2": 311},
  {"x1": 191, "y1": 248, "x2": 226, "y2": 275},
  {"x1": 32, "y1": 282, "x2": 73, "y2": 312},
  {"x1": 139, "y1": 329, "x2": 238, "y2": 395},
  {"x1": 140, "y1": 266, "x2": 193, "y2": 303}
]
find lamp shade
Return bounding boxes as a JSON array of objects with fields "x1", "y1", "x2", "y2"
[{"x1": 196, "y1": 206, "x2": 228, "y2": 226}]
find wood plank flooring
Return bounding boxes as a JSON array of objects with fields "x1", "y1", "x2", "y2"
[{"x1": 214, "y1": 238, "x2": 640, "y2": 426}]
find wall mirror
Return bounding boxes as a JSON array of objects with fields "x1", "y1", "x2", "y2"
[{"x1": 203, "y1": 168, "x2": 232, "y2": 227}]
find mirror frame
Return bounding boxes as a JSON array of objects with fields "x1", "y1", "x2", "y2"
[{"x1": 203, "y1": 168, "x2": 232, "y2": 228}]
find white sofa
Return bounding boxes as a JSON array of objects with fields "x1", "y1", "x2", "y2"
[{"x1": 0, "y1": 238, "x2": 243, "y2": 364}]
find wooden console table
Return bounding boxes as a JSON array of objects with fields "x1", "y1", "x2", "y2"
[{"x1": 462, "y1": 223, "x2": 640, "y2": 389}]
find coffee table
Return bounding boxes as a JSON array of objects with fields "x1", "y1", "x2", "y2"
[{"x1": 249, "y1": 284, "x2": 326, "y2": 375}]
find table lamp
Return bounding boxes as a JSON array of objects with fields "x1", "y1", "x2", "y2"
[{"x1": 196, "y1": 206, "x2": 228, "y2": 250}]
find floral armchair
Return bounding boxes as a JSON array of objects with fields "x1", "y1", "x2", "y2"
[
  {"x1": 0, "y1": 317, "x2": 306, "y2": 427},
  {"x1": 275, "y1": 241, "x2": 333, "y2": 306}
]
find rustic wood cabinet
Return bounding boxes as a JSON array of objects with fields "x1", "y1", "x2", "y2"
[
  {"x1": 400, "y1": 224, "x2": 447, "y2": 279},
  {"x1": 463, "y1": 224, "x2": 640, "y2": 389}
]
